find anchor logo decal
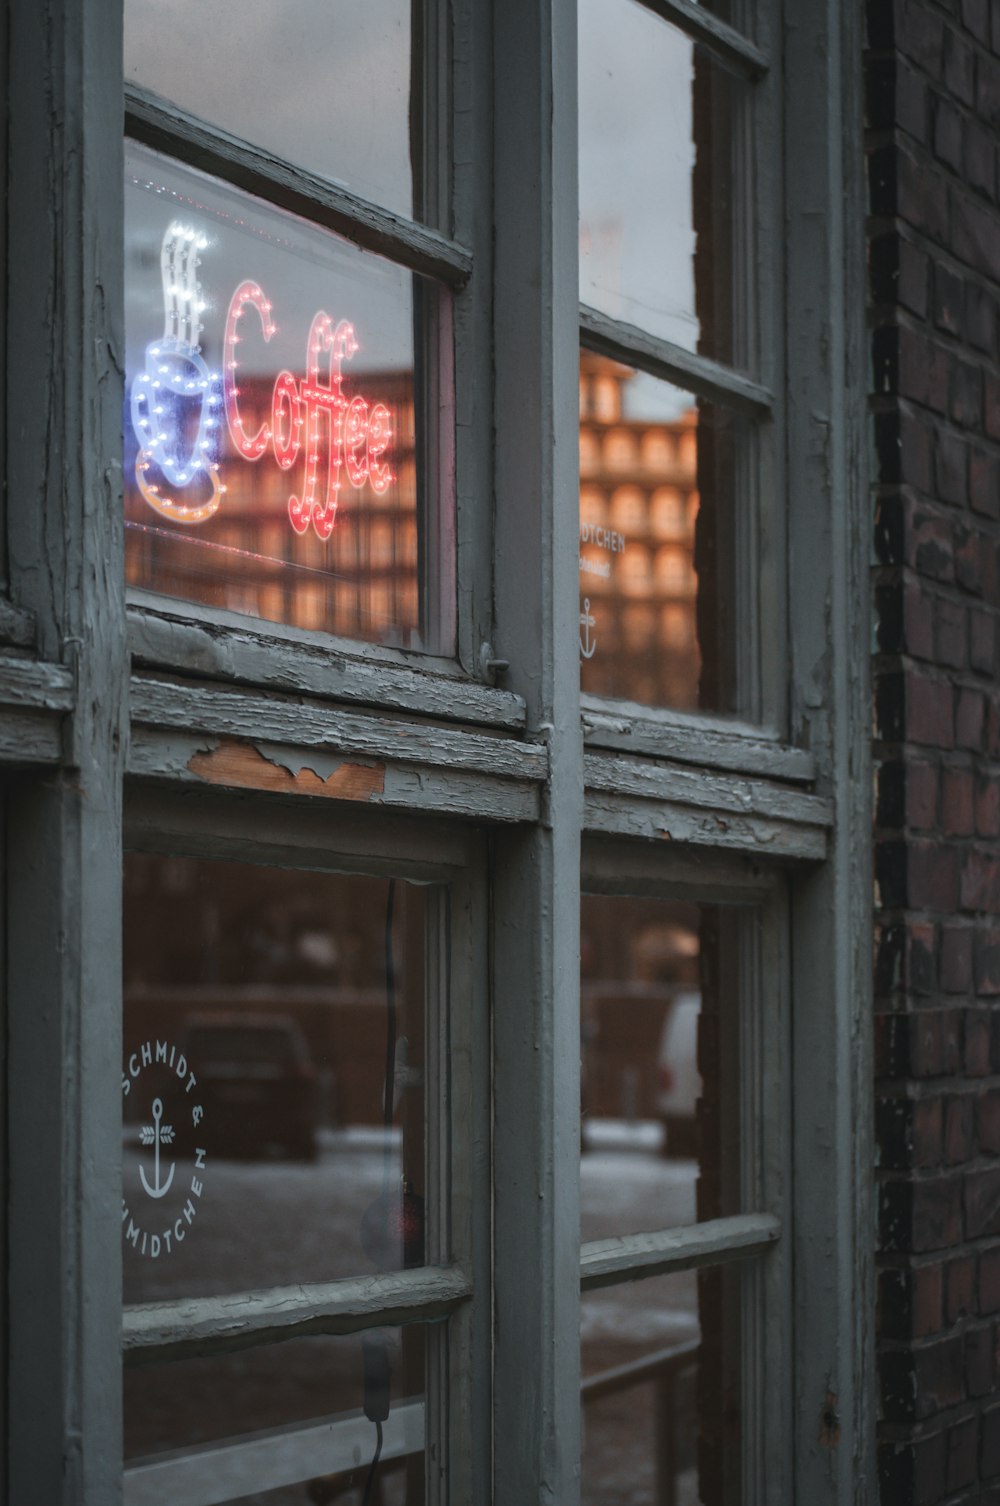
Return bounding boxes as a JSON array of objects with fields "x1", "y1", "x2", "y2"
[
  {"x1": 139, "y1": 1098, "x2": 176, "y2": 1200},
  {"x1": 580, "y1": 598, "x2": 597, "y2": 660}
]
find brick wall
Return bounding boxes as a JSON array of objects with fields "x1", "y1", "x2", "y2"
[{"x1": 868, "y1": 2, "x2": 1000, "y2": 1499}]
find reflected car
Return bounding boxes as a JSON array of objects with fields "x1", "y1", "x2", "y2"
[
  {"x1": 182, "y1": 1013, "x2": 320, "y2": 1161},
  {"x1": 656, "y1": 990, "x2": 702, "y2": 1158}
]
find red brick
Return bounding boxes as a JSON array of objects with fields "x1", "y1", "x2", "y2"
[
  {"x1": 965, "y1": 284, "x2": 997, "y2": 356},
  {"x1": 909, "y1": 760, "x2": 941, "y2": 829},
  {"x1": 951, "y1": 188, "x2": 1000, "y2": 281},
  {"x1": 957, "y1": 688, "x2": 986, "y2": 750},
  {"x1": 908, "y1": 674, "x2": 956, "y2": 748},
  {"x1": 966, "y1": 1167, "x2": 1000, "y2": 1238},
  {"x1": 908, "y1": 500, "x2": 955, "y2": 579},
  {"x1": 979, "y1": 1090, "x2": 1000, "y2": 1155},
  {"x1": 934, "y1": 99, "x2": 964, "y2": 175},
  {"x1": 976, "y1": 928, "x2": 1000, "y2": 991},
  {"x1": 888, "y1": 1261, "x2": 946, "y2": 1340},
  {"x1": 980, "y1": 1249, "x2": 1000, "y2": 1314},
  {"x1": 946, "y1": 1094, "x2": 975, "y2": 1163},
  {"x1": 987, "y1": 370, "x2": 1000, "y2": 442},
  {"x1": 962, "y1": 849, "x2": 1000, "y2": 912},
  {"x1": 921, "y1": 1096, "x2": 945, "y2": 1162},
  {"x1": 971, "y1": 609, "x2": 997, "y2": 672},
  {"x1": 967, "y1": 1323, "x2": 995, "y2": 1397},
  {"x1": 947, "y1": 1254, "x2": 978, "y2": 1324},
  {"x1": 966, "y1": 1008, "x2": 992, "y2": 1075},
  {"x1": 883, "y1": 1175, "x2": 964, "y2": 1252},
  {"x1": 936, "y1": 597, "x2": 968, "y2": 668},
  {"x1": 976, "y1": 775, "x2": 1000, "y2": 837},
  {"x1": 937, "y1": 427, "x2": 970, "y2": 504},
  {"x1": 911, "y1": 840, "x2": 960, "y2": 910},
  {"x1": 956, "y1": 527, "x2": 987, "y2": 594},
  {"x1": 948, "y1": 1412, "x2": 979, "y2": 1493},
  {"x1": 943, "y1": 767, "x2": 976, "y2": 834},
  {"x1": 941, "y1": 924, "x2": 974, "y2": 990},
  {"x1": 971, "y1": 450, "x2": 1000, "y2": 520},
  {"x1": 905, "y1": 579, "x2": 937, "y2": 658},
  {"x1": 982, "y1": 1401, "x2": 1000, "y2": 1477}
]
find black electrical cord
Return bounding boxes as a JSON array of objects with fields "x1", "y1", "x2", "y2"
[
  {"x1": 381, "y1": 878, "x2": 397, "y2": 1195},
  {"x1": 360, "y1": 880, "x2": 397, "y2": 1505},
  {"x1": 360, "y1": 1418, "x2": 383, "y2": 1506}
]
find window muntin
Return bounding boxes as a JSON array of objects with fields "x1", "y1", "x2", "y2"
[
  {"x1": 579, "y1": 0, "x2": 749, "y2": 369},
  {"x1": 124, "y1": 0, "x2": 420, "y2": 221},
  {"x1": 125, "y1": 144, "x2": 453, "y2": 654}
]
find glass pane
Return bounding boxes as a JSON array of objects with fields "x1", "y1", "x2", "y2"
[
  {"x1": 579, "y1": 355, "x2": 748, "y2": 713},
  {"x1": 125, "y1": 1326, "x2": 429, "y2": 1504},
  {"x1": 125, "y1": 0, "x2": 420, "y2": 221},
  {"x1": 579, "y1": 0, "x2": 749, "y2": 367},
  {"x1": 582, "y1": 1266, "x2": 746, "y2": 1506},
  {"x1": 125, "y1": 143, "x2": 452, "y2": 653},
  {"x1": 123, "y1": 856, "x2": 431, "y2": 1301},
  {"x1": 581, "y1": 897, "x2": 748, "y2": 1238}
]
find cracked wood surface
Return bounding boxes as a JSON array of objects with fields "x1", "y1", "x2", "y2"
[
  {"x1": 127, "y1": 601, "x2": 527, "y2": 730},
  {"x1": 123, "y1": 1265, "x2": 472, "y2": 1364}
]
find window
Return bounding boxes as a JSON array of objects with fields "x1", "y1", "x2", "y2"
[{"x1": 2, "y1": 2, "x2": 872, "y2": 1504}]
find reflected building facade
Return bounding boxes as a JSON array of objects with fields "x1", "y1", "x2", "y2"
[{"x1": 579, "y1": 351, "x2": 701, "y2": 710}]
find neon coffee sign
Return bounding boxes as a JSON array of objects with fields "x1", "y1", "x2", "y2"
[{"x1": 130, "y1": 221, "x2": 394, "y2": 538}]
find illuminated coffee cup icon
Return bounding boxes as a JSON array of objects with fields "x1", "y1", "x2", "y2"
[{"x1": 130, "y1": 222, "x2": 224, "y2": 524}]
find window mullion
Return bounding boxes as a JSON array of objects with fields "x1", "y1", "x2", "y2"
[
  {"x1": 6, "y1": 1, "x2": 128, "y2": 1500},
  {"x1": 491, "y1": 1, "x2": 583, "y2": 1504}
]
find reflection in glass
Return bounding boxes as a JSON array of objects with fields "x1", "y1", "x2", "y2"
[
  {"x1": 124, "y1": 143, "x2": 451, "y2": 652},
  {"x1": 580, "y1": 896, "x2": 746, "y2": 1239},
  {"x1": 125, "y1": 0, "x2": 418, "y2": 220},
  {"x1": 122, "y1": 856, "x2": 429, "y2": 1303},
  {"x1": 579, "y1": 0, "x2": 747, "y2": 365},
  {"x1": 579, "y1": 354, "x2": 745, "y2": 712},
  {"x1": 125, "y1": 1327, "x2": 428, "y2": 1504},
  {"x1": 581, "y1": 1266, "x2": 745, "y2": 1506}
]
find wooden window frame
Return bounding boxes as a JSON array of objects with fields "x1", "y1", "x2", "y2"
[{"x1": 1, "y1": 2, "x2": 873, "y2": 1505}]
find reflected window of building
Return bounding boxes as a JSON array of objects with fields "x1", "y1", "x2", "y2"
[
  {"x1": 580, "y1": 429, "x2": 600, "y2": 476},
  {"x1": 650, "y1": 487, "x2": 687, "y2": 538},
  {"x1": 611, "y1": 484, "x2": 646, "y2": 536},
  {"x1": 604, "y1": 428, "x2": 636, "y2": 471}
]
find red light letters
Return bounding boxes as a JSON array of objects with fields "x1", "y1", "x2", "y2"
[{"x1": 223, "y1": 281, "x2": 394, "y2": 540}]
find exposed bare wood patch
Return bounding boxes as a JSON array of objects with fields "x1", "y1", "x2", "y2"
[{"x1": 187, "y1": 738, "x2": 384, "y2": 800}]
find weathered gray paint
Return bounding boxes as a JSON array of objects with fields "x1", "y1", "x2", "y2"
[
  {"x1": 580, "y1": 1212, "x2": 781, "y2": 1289},
  {"x1": 123, "y1": 1265, "x2": 472, "y2": 1364},
  {"x1": 580, "y1": 303, "x2": 774, "y2": 417},
  {"x1": 491, "y1": 2, "x2": 582, "y2": 1504},
  {"x1": 5, "y1": 7, "x2": 127, "y2": 1506},
  {"x1": 583, "y1": 749, "x2": 832, "y2": 857},
  {"x1": 127, "y1": 602, "x2": 527, "y2": 729},
  {"x1": 0, "y1": 599, "x2": 35, "y2": 648},
  {"x1": 784, "y1": 0, "x2": 874, "y2": 1501},
  {"x1": 582, "y1": 698, "x2": 817, "y2": 781},
  {"x1": 129, "y1": 675, "x2": 547, "y2": 784}
]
